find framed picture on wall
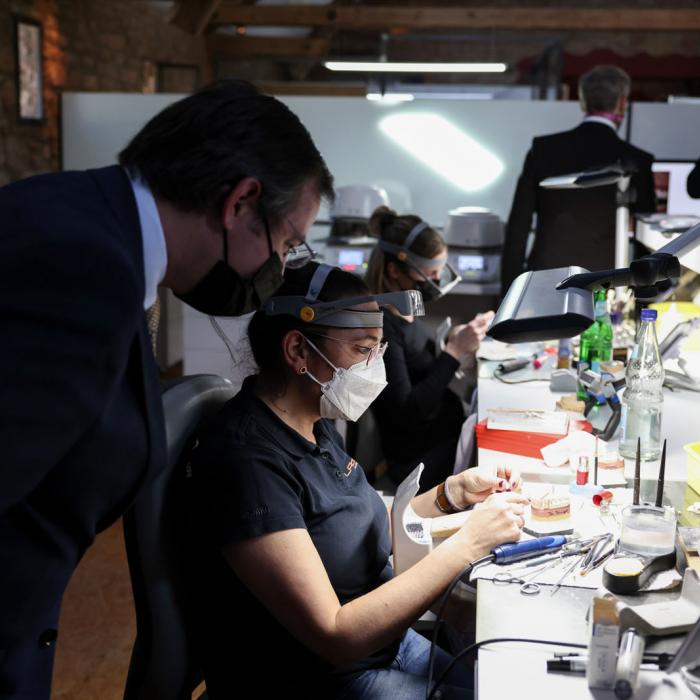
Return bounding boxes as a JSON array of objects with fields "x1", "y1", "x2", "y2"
[
  {"x1": 156, "y1": 63, "x2": 200, "y2": 94},
  {"x1": 14, "y1": 16, "x2": 44, "y2": 122}
]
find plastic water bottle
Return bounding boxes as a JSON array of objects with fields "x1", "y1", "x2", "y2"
[
  {"x1": 577, "y1": 290, "x2": 613, "y2": 398},
  {"x1": 619, "y1": 308, "x2": 664, "y2": 460}
]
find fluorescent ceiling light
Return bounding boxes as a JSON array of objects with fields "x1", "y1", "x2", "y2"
[
  {"x1": 366, "y1": 92, "x2": 415, "y2": 104},
  {"x1": 412, "y1": 92, "x2": 494, "y2": 101},
  {"x1": 379, "y1": 113, "x2": 503, "y2": 192},
  {"x1": 325, "y1": 61, "x2": 507, "y2": 73}
]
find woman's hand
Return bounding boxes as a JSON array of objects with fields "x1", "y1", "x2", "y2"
[
  {"x1": 444, "y1": 311, "x2": 494, "y2": 361},
  {"x1": 447, "y1": 464, "x2": 523, "y2": 508},
  {"x1": 452, "y1": 491, "x2": 529, "y2": 558}
]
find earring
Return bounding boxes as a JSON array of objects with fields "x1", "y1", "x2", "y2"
[{"x1": 299, "y1": 367, "x2": 307, "y2": 375}]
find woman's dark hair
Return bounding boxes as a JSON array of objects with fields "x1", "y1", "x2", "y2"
[
  {"x1": 248, "y1": 262, "x2": 369, "y2": 375},
  {"x1": 365, "y1": 205, "x2": 446, "y2": 294},
  {"x1": 119, "y1": 79, "x2": 334, "y2": 224}
]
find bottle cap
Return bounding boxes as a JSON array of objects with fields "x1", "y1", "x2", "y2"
[{"x1": 640, "y1": 308, "x2": 657, "y2": 321}]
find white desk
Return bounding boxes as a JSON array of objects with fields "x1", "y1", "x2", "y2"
[
  {"x1": 477, "y1": 357, "x2": 699, "y2": 483},
  {"x1": 478, "y1": 647, "x2": 697, "y2": 700},
  {"x1": 472, "y1": 348, "x2": 700, "y2": 699}
]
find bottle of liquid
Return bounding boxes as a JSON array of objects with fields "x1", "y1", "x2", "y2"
[
  {"x1": 577, "y1": 290, "x2": 614, "y2": 398},
  {"x1": 557, "y1": 338, "x2": 572, "y2": 369},
  {"x1": 619, "y1": 308, "x2": 664, "y2": 460},
  {"x1": 610, "y1": 309, "x2": 629, "y2": 363}
]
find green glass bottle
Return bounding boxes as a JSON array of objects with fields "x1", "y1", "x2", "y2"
[{"x1": 577, "y1": 289, "x2": 613, "y2": 399}]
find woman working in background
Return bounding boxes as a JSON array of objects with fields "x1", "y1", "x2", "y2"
[
  {"x1": 186, "y1": 262, "x2": 525, "y2": 699},
  {"x1": 366, "y1": 207, "x2": 494, "y2": 491}
]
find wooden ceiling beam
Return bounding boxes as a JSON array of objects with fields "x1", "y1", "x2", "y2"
[
  {"x1": 170, "y1": 0, "x2": 223, "y2": 35},
  {"x1": 212, "y1": 6, "x2": 700, "y2": 32},
  {"x1": 207, "y1": 35, "x2": 332, "y2": 59}
]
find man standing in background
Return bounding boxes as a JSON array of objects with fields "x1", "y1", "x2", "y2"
[
  {"x1": 502, "y1": 65, "x2": 656, "y2": 293},
  {"x1": 687, "y1": 156, "x2": 700, "y2": 198}
]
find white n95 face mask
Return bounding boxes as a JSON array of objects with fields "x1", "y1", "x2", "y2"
[{"x1": 303, "y1": 336, "x2": 388, "y2": 422}]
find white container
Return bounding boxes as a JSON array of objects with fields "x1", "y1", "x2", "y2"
[{"x1": 619, "y1": 504, "x2": 677, "y2": 557}]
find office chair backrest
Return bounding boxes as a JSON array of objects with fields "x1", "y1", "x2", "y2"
[{"x1": 123, "y1": 375, "x2": 236, "y2": 700}]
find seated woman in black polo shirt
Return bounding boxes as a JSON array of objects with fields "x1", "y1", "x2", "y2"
[
  {"x1": 186, "y1": 262, "x2": 526, "y2": 699},
  {"x1": 366, "y1": 206, "x2": 494, "y2": 491}
]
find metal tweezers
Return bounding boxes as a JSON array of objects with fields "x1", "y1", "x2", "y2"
[{"x1": 550, "y1": 555, "x2": 585, "y2": 596}]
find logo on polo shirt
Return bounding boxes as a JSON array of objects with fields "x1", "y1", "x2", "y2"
[{"x1": 345, "y1": 458, "x2": 358, "y2": 477}]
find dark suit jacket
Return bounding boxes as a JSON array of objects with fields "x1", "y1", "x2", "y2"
[
  {"x1": 687, "y1": 157, "x2": 700, "y2": 198},
  {"x1": 502, "y1": 122, "x2": 656, "y2": 293},
  {"x1": 0, "y1": 166, "x2": 166, "y2": 698}
]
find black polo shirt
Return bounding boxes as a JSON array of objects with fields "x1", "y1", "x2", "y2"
[
  {"x1": 185, "y1": 375, "x2": 397, "y2": 698},
  {"x1": 372, "y1": 310, "x2": 464, "y2": 487}
]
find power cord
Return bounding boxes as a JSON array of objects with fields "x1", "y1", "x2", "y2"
[
  {"x1": 209, "y1": 315, "x2": 237, "y2": 365},
  {"x1": 427, "y1": 637, "x2": 587, "y2": 700},
  {"x1": 492, "y1": 368, "x2": 552, "y2": 384},
  {"x1": 426, "y1": 554, "x2": 494, "y2": 700}
]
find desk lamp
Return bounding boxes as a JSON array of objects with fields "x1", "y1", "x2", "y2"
[{"x1": 488, "y1": 222, "x2": 700, "y2": 343}]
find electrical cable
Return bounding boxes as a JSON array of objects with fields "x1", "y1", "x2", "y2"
[
  {"x1": 492, "y1": 368, "x2": 552, "y2": 384},
  {"x1": 427, "y1": 637, "x2": 588, "y2": 700},
  {"x1": 426, "y1": 554, "x2": 495, "y2": 700},
  {"x1": 209, "y1": 315, "x2": 237, "y2": 364}
]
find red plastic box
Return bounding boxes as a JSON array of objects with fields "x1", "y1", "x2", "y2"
[{"x1": 476, "y1": 418, "x2": 593, "y2": 460}]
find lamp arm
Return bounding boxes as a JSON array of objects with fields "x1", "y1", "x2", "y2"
[
  {"x1": 557, "y1": 222, "x2": 700, "y2": 292},
  {"x1": 656, "y1": 221, "x2": 700, "y2": 258}
]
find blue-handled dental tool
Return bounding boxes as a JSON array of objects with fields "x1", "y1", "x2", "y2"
[{"x1": 492, "y1": 535, "x2": 573, "y2": 564}]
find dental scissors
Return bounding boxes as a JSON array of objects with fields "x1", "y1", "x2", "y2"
[
  {"x1": 491, "y1": 537, "x2": 600, "y2": 596},
  {"x1": 492, "y1": 555, "x2": 570, "y2": 595},
  {"x1": 492, "y1": 569, "x2": 544, "y2": 595}
]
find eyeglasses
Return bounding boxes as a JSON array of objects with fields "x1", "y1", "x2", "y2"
[
  {"x1": 260, "y1": 210, "x2": 317, "y2": 270},
  {"x1": 307, "y1": 332, "x2": 387, "y2": 366},
  {"x1": 285, "y1": 239, "x2": 317, "y2": 269},
  {"x1": 283, "y1": 217, "x2": 317, "y2": 269}
]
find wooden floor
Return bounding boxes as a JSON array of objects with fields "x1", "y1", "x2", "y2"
[{"x1": 52, "y1": 521, "x2": 135, "y2": 699}]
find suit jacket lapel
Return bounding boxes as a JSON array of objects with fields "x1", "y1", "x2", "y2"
[{"x1": 87, "y1": 165, "x2": 167, "y2": 489}]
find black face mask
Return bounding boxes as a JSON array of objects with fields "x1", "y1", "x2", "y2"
[
  {"x1": 176, "y1": 217, "x2": 283, "y2": 317},
  {"x1": 397, "y1": 264, "x2": 442, "y2": 304},
  {"x1": 401, "y1": 260, "x2": 460, "y2": 304},
  {"x1": 413, "y1": 278, "x2": 442, "y2": 303}
]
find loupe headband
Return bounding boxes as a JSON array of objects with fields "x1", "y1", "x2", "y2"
[
  {"x1": 377, "y1": 221, "x2": 461, "y2": 298},
  {"x1": 263, "y1": 263, "x2": 425, "y2": 327}
]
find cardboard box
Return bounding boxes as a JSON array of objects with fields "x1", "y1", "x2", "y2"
[{"x1": 587, "y1": 596, "x2": 620, "y2": 690}]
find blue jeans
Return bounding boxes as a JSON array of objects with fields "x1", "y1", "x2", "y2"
[{"x1": 335, "y1": 628, "x2": 473, "y2": 699}]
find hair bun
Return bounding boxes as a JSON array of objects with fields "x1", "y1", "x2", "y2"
[{"x1": 369, "y1": 205, "x2": 397, "y2": 238}]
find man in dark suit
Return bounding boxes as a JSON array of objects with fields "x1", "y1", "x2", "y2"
[
  {"x1": 502, "y1": 65, "x2": 656, "y2": 293},
  {"x1": 0, "y1": 80, "x2": 333, "y2": 699},
  {"x1": 687, "y1": 157, "x2": 700, "y2": 198}
]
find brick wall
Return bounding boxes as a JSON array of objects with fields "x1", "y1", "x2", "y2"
[{"x1": 0, "y1": 0, "x2": 208, "y2": 185}]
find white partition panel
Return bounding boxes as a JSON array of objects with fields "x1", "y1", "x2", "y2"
[
  {"x1": 62, "y1": 92, "x2": 693, "y2": 380},
  {"x1": 63, "y1": 92, "x2": 582, "y2": 223},
  {"x1": 629, "y1": 102, "x2": 700, "y2": 160}
]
